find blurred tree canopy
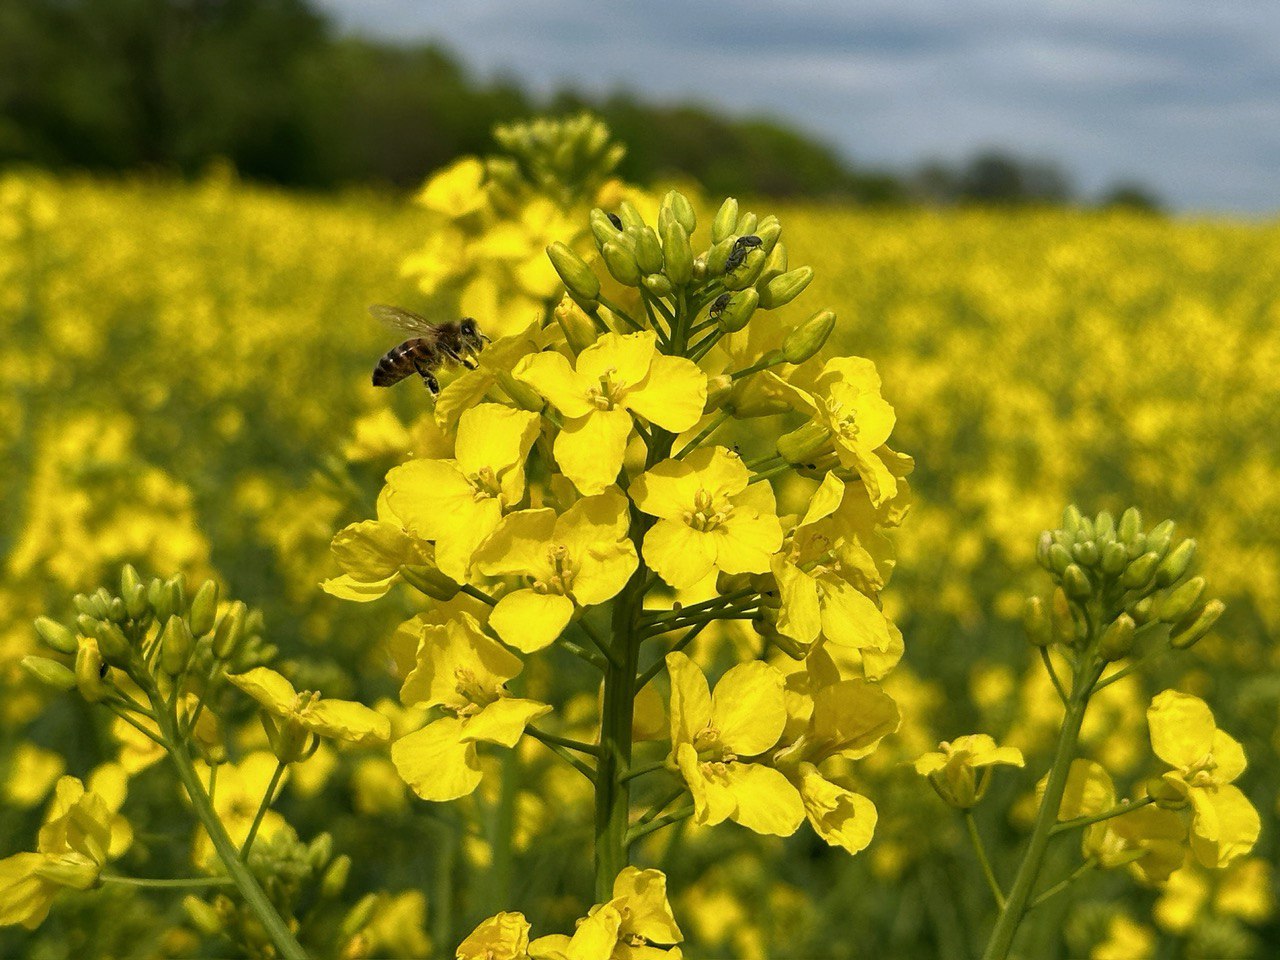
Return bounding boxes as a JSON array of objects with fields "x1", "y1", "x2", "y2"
[{"x1": 0, "y1": 0, "x2": 1158, "y2": 207}]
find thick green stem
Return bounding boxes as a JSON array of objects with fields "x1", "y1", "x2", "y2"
[
  {"x1": 980, "y1": 662, "x2": 1102, "y2": 960},
  {"x1": 153, "y1": 695, "x2": 306, "y2": 960}
]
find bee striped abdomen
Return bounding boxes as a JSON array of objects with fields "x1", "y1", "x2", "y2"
[{"x1": 372, "y1": 339, "x2": 434, "y2": 387}]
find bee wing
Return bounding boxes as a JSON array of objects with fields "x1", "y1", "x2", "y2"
[{"x1": 368, "y1": 304, "x2": 439, "y2": 339}]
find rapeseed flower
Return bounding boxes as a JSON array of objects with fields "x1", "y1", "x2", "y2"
[
  {"x1": 392, "y1": 614, "x2": 550, "y2": 801},
  {"x1": 387, "y1": 404, "x2": 541, "y2": 582},
  {"x1": 473, "y1": 487, "x2": 638, "y2": 652},
  {"x1": 227, "y1": 666, "x2": 390, "y2": 747},
  {"x1": 666, "y1": 652, "x2": 803, "y2": 836},
  {"x1": 631, "y1": 447, "x2": 782, "y2": 590},
  {"x1": 515, "y1": 330, "x2": 706, "y2": 495},
  {"x1": 914, "y1": 734, "x2": 1025, "y2": 809}
]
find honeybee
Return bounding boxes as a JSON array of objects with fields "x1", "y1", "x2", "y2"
[{"x1": 369, "y1": 305, "x2": 489, "y2": 394}]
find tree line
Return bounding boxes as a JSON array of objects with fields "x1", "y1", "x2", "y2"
[{"x1": 0, "y1": 0, "x2": 1160, "y2": 208}]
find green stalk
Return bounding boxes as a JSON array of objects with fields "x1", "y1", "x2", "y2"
[
  {"x1": 980, "y1": 660, "x2": 1103, "y2": 960},
  {"x1": 153, "y1": 693, "x2": 306, "y2": 960}
]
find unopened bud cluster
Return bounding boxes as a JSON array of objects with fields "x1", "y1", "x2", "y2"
[
  {"x1": 25, "y1": 566, "x2": 270, "y2": 703},
  {"x1": 1026, "y1": 506, "x2": 1224, "y2": 660}
]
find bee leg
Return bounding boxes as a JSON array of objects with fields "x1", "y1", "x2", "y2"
[
  {"x1": 460, "y1": 351, "x2": 480, "y2": 370},
  {"x1": 420, "y1": 371, "x2": 440, "y2": 394}
]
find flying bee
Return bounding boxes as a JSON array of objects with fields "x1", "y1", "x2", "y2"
[
  {"x1": 725, "y1": 234, "x2": 763, "y2": 272},
  {"x1": 368, "y1": 304, "x2": 489, "y2": 394}
]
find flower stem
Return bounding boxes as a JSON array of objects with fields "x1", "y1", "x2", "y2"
[
  {"x1": 1029, "y1": 859, "x2": 1096, "y2": 910},
  {"x1": 153, "y1": 694, "x2": 306, "y2": 960},
  {"x1": 240, "y1": 760, "x2": 287, "y2": 860},
  {"x1": 1049, "y1": 796, "x2": 1155, "y2": 835},
  {"x1": 101, "y1": 874, "x2": 235, "y2": 890},
  {"x1": 980, "y1": 661, "x2": 1103, "y2": 960},
  {"x1": 626, "y1": 804, "x2": 694, "y2": 845},
  {"x1": 965, "y1": 812, "x2": 1005, "y2": 908}
]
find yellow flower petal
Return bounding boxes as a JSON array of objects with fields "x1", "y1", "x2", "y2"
[
  {"x1": 797, "y1": 764, "x2": 877, "y2": 856},
  {"x1": 666, "y1": 652, "x2": 712, "y2": 750},
  {"x1": 473, "y1": 509, "x2": 559, "y2": 579},
  {"x1": 642, "y1": 520, "x2": 718, "y2": 591},
  {"x1": 320, "y1": 573, "x2": 398, "y2": 602},
  {"x1": 455, "y1": 404, "x2": 542, "y2": 507},
  {"x1": 490, "y1": 589, "x2": 575, "y2": 653},
  {"x1": 457, "y1": 911, "x2": 531, "y2": 960},
  {"x1": 799, "y1": 472, "x2": 846, "y2": 528},
  {"x1": 306, "y1": 700, "x2": 391, "y2": 745},
  {"x1": 554, "y1": 408, "x2": 632, "y2": 495},
  {"x1": 773, "y1": 560, "x2": 822, "y2": 647},
  {"x1": 623, "y1": 355, "x2": 708, "y2": 433},
  {"x1": 611, "y1": 866, "x2": 683, "y2": 945},
  {"x1": 391, "y1": 718, "x2": 482, "y2": 802},
  {"x1": 400, "y1": 614, "x2": 523, "y2": 711},
  {"x1": 1190, "y1": 784, "x2": 1260, "y2": 868},
  {"x1": 576, "y1": 331, "x2": 657, "y2": 390},
  {"x1": 809, "y1": 679, "x2": 899, "y2": 761},
  {"x1": 710, "y1": 661, "x2": 786, "y2": 757},
  {"x1": 722, "y1": 763, "x2": 805, "y2": 836},
  {"x1": 676, "y1": 742, "x2": 733, "y2": 827},
  {"x1": 226, "y1": 667, "x2": 297, "y2": 714},
  {"x1": 1147, "y1": 690, "x2": 1216, "y2": 771},
  {"x1": 330, "y1": 519, "x2": 417, "y2": 582},
  {"x1": 514, "y1": 351, "x2": 595, "y2": 419},
  {"x1": 709, "y1": 512, "x2": 782, "y2": 576},
  {"x1": 818, "y1": 579, "x2": 893, "y2": 651},
  {"x1": 462, "y1": 698, "x2": 553, "y2": 748}
]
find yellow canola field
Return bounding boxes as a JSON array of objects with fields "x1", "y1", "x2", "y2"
[{"x1": 2, "y1": 171, "x2": 1278, "y2": 958}]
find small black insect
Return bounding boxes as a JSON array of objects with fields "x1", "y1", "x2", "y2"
[
  {"x1": 725, "y1": 235, "x2": 761, "y2": 272},
  {"x1": 709, "y1": 292, "x2": 732, "y2": 319},
  {"x1": 606, "y1": 212, "x2": 623, "y2": 230}
]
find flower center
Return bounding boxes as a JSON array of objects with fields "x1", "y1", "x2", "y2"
[
  {"x1": 825, "y1": 397, "x2": 858, "y2": 439},
  {"x1": 452, "y1": 667, "x2": 496, "y2": 714},
  {"x1": 291, "y1": 690, "x2": 321, "y2": 718},
  {"x1": 587, "y1": 370, "x2": 623, "y2": 410},
  {"x1": 1185, "y1": 752, "x2": 1219, "y2": 788},
  {"x1": 532, "y1": 543, "x2": 576, "y2": 596},
  {"x1": 684, "y1": 489, "x2": 729, "y2": 532},
  {"x1": 468, "y1": 466, "x2": 502, "y2": 501}
]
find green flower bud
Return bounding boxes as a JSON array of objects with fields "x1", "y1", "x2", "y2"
[
  {"x1": 321, "y1": 855, "x2": 352, "y2": 899},
  {"x1": 1072, "y1": 540, "x2": 1099, "y2": 567},
  {"x1": 760, "y1": 242, "x2": 788, "y2": 282},
  {"x1": 1094, "y1": 510, "x2": 1115, "y2": 541},
  {"x1": 1076, "y1": 516, "x2": 1096, "y2": 543},
  {"x1": 1121, "y1": 552, "x2": 1160, "y2": 589},
  {"x1": 663, "y1": 190, "x2": 697, "y2": 235},
  {"x1": 72, "y1": 594, "x2": 96, "y2": 617},
  {"x1": 1101, "y1": 541, "x2": 1128, "y2": 576},
  {"x1": 107, "y1": 597, "x2": 128, "y2": 623},
  {"x1": 124, "y1": 583, "x2": 148, "y2": 621},
  {"x1": 88, "y1": 589, "x2": 111, "y2": 619},
  {"x1": 95, "y1": 622, "x2": 132, "y2": 668},
  {"x1": 600, "y1": 240, "x2": 641, "y2": 286},
  {"x1": 705, "y1": 237, "x2": 735, "y2": 276},
  {"x1": 76, "y1": 614, "x2": 99, "y2": 637},
  {"x1": 400, "y1": 564, "x2": 460, "y2": 601},
  {"x1": 1047, "y1": 543, "x2": 1073, "y2": 575},
  {"x1": 781, "y1": 310, "x2": 836, "y2": 364},
  {"x1": 1128, "y1": 595, "x2": 1155, "y2": 625},
  {"x1": 146, "y1": 578, "x2": 166, "y2": 615},
  {"x1": 711, "y1": 198, "x2": 739, "y2": 243},
  {"x1": 735, "y1": 211, "x2": 758, "y2": 236},
  {"x1": 1023, "y1": 597, "x2": 1052, "y2": 647},
  {"x1": 166, "y1": 576, "x2": 187, "y2": 617},
  {"x1": 1035, "y1": 532, "x2": 1054, "y2": 569},
  {"x1": 120, "y1": 564, "x2": 144, "y2": 600},
  {"x1": 554, "y1": 296, "x2": 599, "y2": 355},
  {"x1": 308, "y1": 832, "x2": 334, "y2": 870},
  {"x1": 590, "y1": 208, "x2": 623, "y2": 247},
  {"x1": 661, "y1": 221, "x2": 693, "y2": 287},
  {"x1": 758, "y1": 266, "x2": 813, "y2": 309},
  {"x1": 1061, "y1": 505, "x2": 1083, "y2": 539},
  {"x1": 627, "y1": 226, "x2": 664, "y2": 276},
  {"x1": 34, "y1": 616, "x2": 79, "y2": 655},
  {"x1": 642, "y1": 274, "x2": 673, "y2": 299},
  {"x1": 1063, "y1": 564, "x2": 1092, "y2": 599},
  {"x1": 22, "y1": 655, "x2": 77, "y2": 691},
  {"x1": 1146, "y1": 520, "x2": 1175, "y2": 558},
  {"x1": 777, "y1": 421, "x2": 830, "y2": 464},
  {"x1": 1155, "y1": 539, "x2": 1196, "y2": 586},
  {"x1": 495, "y1": 371, "x2": 546, "y2": 413},
  {"x1": 1098, "y1": 614, "x2": 1136, "y2": 661},
  {"x1": 716, "y1": 289, "x2": 759, "y2": 333},
  {"x1": 160, "y1": 615, "x2": 194, "y2": 676},
  {"x1": 189, "y1": 580, "x2": 220, "y2": 637},
  {"x1": 755, "y1": 217, "x2": 781, "y2": 254},
  {"x1": 183, "y1": 896, "x2": 224, "y2": 936},
  {"x1": 1157, "y1": 576, "x2": 1206, "y2": 624},
  {"x1": 341, "y1": 893, "x2": 380, "y2": 940},
  {"x1": 616, "y1": 200, "x2": 645, "y2": 231},
  {"x1": 75, "y1": 637, "x2": 109, "y2": 703},
  {"x1": 1118, "y1": 507, "x2": 1142, "y2": 544},
  {"x1": 1049, "y1": 588, "x2": 1077, "y2": 645},
  {"x1": 546, "y1": 242, "x2": 600, "y2": 304},
  {"x1": 723, "y1": 249, "x2": 766, "y2": 290},
  {"x1": 1170, "y1": 599, "x2": 1225, "y2": 649},
  {"x1": 212, "y1": 601, "x2": 247, "y2": 660}
]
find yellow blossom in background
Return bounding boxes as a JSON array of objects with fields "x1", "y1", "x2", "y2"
[
  {"x1": 2, "y1": 744, "x2": 65, "y2": 809},
  {"x1": 392, "y1": 613, "x2": 550, "y2": 801},
  {"x1": 473, "y1": 487, "x2": 638, "y2": 652},
  {"x1": 191, "y1": 753, "x2": 286, "y2": 868},
  {"x1": 456, "y1": 911, "x2": 532, "y2": 960},
  {"x1": 1146, "y1": 690, "x2": 1259, "y2": 868},
  {"x1": 1090, "y1": 914, "x2": 1155, "y2": 960},
  {"x1": 387, "y1": 403, "x2": 541, "y2": 582},
  {"x1": 515, "y1": 330, "x2": 706, "y2": 495},
  {"x1": 666, "y1": 652, "x2": 803, "y2": 836},
  {"x1": 632, "y1": 448, "x2": 782, "y2": 590},
  {"x1": 914, "y1": 734, "x2": 1024, "y2": 809}
]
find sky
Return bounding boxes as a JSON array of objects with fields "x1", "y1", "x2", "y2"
[{"x1": 316, "y1": 1, "x2": 1280, "y2": 213}]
